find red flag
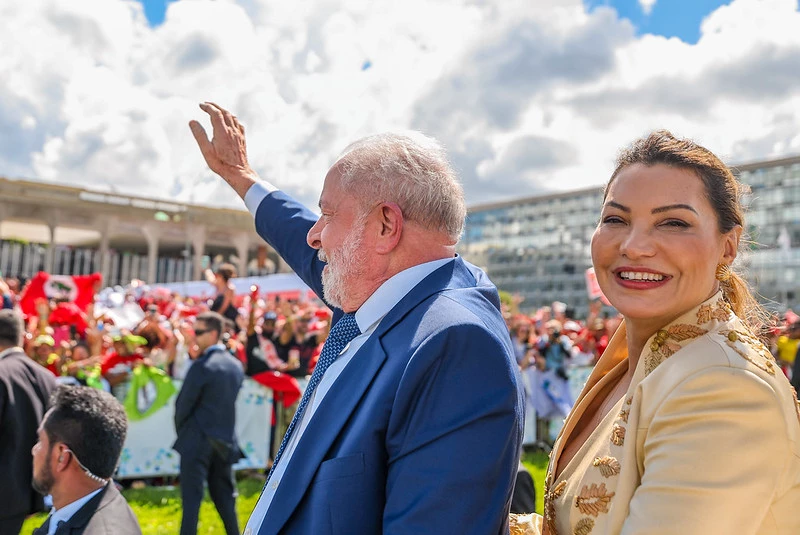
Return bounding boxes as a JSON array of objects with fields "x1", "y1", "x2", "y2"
[{"x1": 19, "y1": 272, "x2": 102, "y2": 317}]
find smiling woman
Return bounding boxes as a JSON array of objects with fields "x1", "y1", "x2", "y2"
[{"x1": 515, "y1": 131, "x2": 800, "y2": 535}]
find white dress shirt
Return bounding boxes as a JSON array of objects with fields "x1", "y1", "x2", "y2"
[{"x1": 242, "y1": 185, "x2": 453, "y2": 535}]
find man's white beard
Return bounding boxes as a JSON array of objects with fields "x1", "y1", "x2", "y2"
[{"x1": 320, "y1": 225, "x2": 365, "y2": 310}]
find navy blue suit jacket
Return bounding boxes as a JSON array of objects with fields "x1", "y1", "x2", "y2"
[
  {"x1": 252, "y1": 190, "x2": 525, "y2": 535},
  {"x1": 173, "y1": 346, "x2": 244, "y2": 461}
]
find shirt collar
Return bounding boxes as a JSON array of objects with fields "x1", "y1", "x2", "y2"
[
  {"x1": 0, "y1": 346, "x2": 23, "y2": 360},
  {"x1": 354, "y1": 257, "x2": 454, "y2": 333},
  {"x1": 48, "y1": 486, "x2": 105, "y2": 535},
  {"x1": 200, "y1": 343, "x2": 227, "y2": 358}
]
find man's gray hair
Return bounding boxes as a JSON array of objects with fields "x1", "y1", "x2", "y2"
[{"x1": 335, "y1": 131, "x2": 466, "y2": 242}]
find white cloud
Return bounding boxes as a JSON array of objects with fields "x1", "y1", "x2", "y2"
[
  {"x1": 639, "y1": 0, "x2": 657, "y2": 16},
  {"x1": 0, "y1": 0, "x2": 798, "y2": 212}
]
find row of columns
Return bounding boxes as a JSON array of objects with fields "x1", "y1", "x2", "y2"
[{"x1": 3, "y1": 215, "x2": 265, "y2": 285}]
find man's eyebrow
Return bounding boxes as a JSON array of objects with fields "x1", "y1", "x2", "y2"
[{"x1": 652, "y1": 204, "x2": 698, "y2": 215}]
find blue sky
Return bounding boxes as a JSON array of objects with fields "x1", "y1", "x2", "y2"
[
  {"x1": 139, "y1": 0, "x2": 731, "y2": 44},
  {"x1": 138, "y1": 0, "x2": 172, "y2": 26},
  {"x1": 139, "y1": 1, "x2": 734, "y2": 44},
  {"x1": 585, "y1": 0, "x2": 734, "y2": 43}
]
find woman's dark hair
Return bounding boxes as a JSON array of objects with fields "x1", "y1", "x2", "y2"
[
  {"x1": 215, "y1": 263, "x2": 237, "y2": 282},
  {"x1": 44, "y1": 386, "x2": 127, "y2": 478},
  {"x1": 607, "y1": 130, "x2": 766, "y2": 333}
]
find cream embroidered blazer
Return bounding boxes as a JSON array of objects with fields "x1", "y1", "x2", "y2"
[{"x1": 534, "y1": 293, "x2": 800, "y2": 535}]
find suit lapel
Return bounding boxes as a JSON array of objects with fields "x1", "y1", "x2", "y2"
[
  {"x1": 260, "y1": 336, "x2": 387, "y2": 535},
  {"x1": 33, "y1": 516, "x2": 50, "y2": 535},
  {"x1": 262, "y1": 257, "x2": 475, "y2": 534},
  {"x1": 62, "y1": 483, "x2": 111, "y2": 534}
]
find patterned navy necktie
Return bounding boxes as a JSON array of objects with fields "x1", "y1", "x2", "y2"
[{"x1": 267, "y1": 313, "x2": 361, "y2": 481}]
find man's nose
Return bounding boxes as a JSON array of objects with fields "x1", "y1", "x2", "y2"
[{"x1": 307, "y1": 219, "x2": 322, "y2": 250}]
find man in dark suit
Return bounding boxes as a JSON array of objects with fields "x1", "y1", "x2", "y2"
[
  {"x1": 190, "y1": 102, "x2": 524, "y2": 534},
  {"x1": 173, "y1": 311, "x2": 244, "y2": 535},
  {"x1": 32, "y1": 385, "x2": 140, "y2": 535},
  {"x1": 0, "y1": 309, "x2": 57, "y2": 535}
]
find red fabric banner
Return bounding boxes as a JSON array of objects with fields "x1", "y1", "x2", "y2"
[{"x1": 19, "y1": 272, "x2": 102, "y2": 317}]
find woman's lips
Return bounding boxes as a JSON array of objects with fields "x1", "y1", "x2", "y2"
[{"x1": 614, "y1": 269, "x2": 672, "y2": 289}]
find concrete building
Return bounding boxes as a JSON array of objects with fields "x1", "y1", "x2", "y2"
[
  {"x1": 736, "y1": 155, "x2": 800, "y2": 310},
  {"x1": 0, "y1": 177, "x2": 285, "y2": 286},
  {"x1": 459, "y1": 186, "x2": 604, "y2": 319},
  {"x1": 459, "y1": 154, "x2": 800, "y2": 317}
]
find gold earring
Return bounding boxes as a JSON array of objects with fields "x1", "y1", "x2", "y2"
[{"x1": 715, "y1": 263, "x2": 732, "y2": 282}]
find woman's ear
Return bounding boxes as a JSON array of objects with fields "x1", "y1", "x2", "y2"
[{"x1": 721, "y1": 225, "x2": 742, "y2": 265}]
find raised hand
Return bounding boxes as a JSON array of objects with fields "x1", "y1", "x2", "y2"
[{"x1": 189, "y1": 102, "x2": 258, "y2": 198}]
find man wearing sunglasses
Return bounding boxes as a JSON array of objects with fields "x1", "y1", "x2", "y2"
[
  {"x1": 173, "y1": 312, "x2": 244, "y2": 535},
  {"x1": 31, "y1": 385, "x2": 140, "y2": 535}
]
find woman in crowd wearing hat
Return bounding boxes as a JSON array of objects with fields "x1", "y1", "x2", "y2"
[{"x1": 515, "y1": 131, "x2": 800, "y2": 534}]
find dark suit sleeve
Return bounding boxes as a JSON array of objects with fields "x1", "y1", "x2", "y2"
[
  {"x1": 384, "y1": 322, "x2": 524, "y2": 535},
  {"x1": 253, "y1": 190, "x2": 328, "y2": 306},
  {"x1": 0, "y1": 381, "x2": 6, "y2": 427},
  {"x1": 174, "y1": 363, "x2": 206, "y2": 430}
]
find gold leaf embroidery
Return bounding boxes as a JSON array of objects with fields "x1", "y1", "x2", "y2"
[
  {"x1": 545, "y1": 500, "x2": 557, "y2": 535},
  {"x1": 574, "y1": 517, "x2": 595, "y2": 535},
  {"x1": 544, "y1": 475, "x2": 567, "y2": 535},
  {"x1": 644, "y1": 352, "x2": 661, "y2": 376},
  {"x1": 575, "y1": 483, "x2": 615, "y2": 517},
  {"x1": 509, "y1": 514, "x2": 538, "y2": 535},
  {"x1": 625, "y1": 396, "x2": 632, "y2": 405},
  {"x1": 696, "y1": 305, "x2": 713, "y2": 324},
  {"x1": 610, "y1": 424, "x2": 626, "y2": 446},
  {"x1": 666, "y1": 324, "x2": 708, "y2": 341},
  {"x1": 646, "y1": 324, "x2": 708, "y2": 376},
  {"x1": 592, "y1": 456, "x2": 621, "y2": 478},
  {"x1": 618, "y1": 408, "x2": 629, "y2": 423},
  {"x1": 721, "y1": 328, "x2": 777, "y2": 376},
  {"x1": 658, "y1": 341, "x2": 681, "y2": 359},
  {"x1": 712, "y1": 304, "x2": 730, "y2": 322}
]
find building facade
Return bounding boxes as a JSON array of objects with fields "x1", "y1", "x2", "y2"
[
  {"x1": 459, "y1": 186, "x2": 604, "y2": 319},
  {"x1": 737, "y1": 155, "x2": 800, "y2": 311},
  {"x1": 459, "y1": 154, "x2": 800, "y2": 318},
  {"x1": 0, "y1": 177, "x2": 286, "y2": 286}
]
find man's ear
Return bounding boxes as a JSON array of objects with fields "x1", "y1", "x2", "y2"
[{"x1": 374, "y1": 202, "x2": 403, "y2": 254}]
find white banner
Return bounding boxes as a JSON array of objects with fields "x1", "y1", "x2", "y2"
[{"x1": 117, "y1": 378, "x2": 272, "y2": 478}]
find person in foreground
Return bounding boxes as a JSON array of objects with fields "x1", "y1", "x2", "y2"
[
  {"x1": 516, "y1": 131, "x2": 800, "y2": 535},
  {"x1": 32, "y1": 386, "x2": 141, "y2": 535},
  {"x1": 173, "y1": 311, "x2": 244, "y2": 535},
  {"x1": 190, "y1": 102, "x2": 524, "y2": 534},
  {"x1": 0, "y1": 309, "x2": 57, "y2": 535}
]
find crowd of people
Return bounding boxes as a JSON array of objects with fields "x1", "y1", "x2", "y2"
[{"x1": 0, "y1": 266, "x2": 333, "y2": 401}]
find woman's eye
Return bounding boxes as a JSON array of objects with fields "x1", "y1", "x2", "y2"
[
  {"x1": 662, "y1": 219, "x2": 689, "y2": 228},
  {"x1": 601, "y1": 216, "x2": 625, "y2": 225}
]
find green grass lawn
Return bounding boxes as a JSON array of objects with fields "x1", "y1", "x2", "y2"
[
  {"x1": 521, "y1": 449, "x2": 549, "y2": 515},
  {"x1": 22, "y1": 452, "x2": 548, "y2": 534}
]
